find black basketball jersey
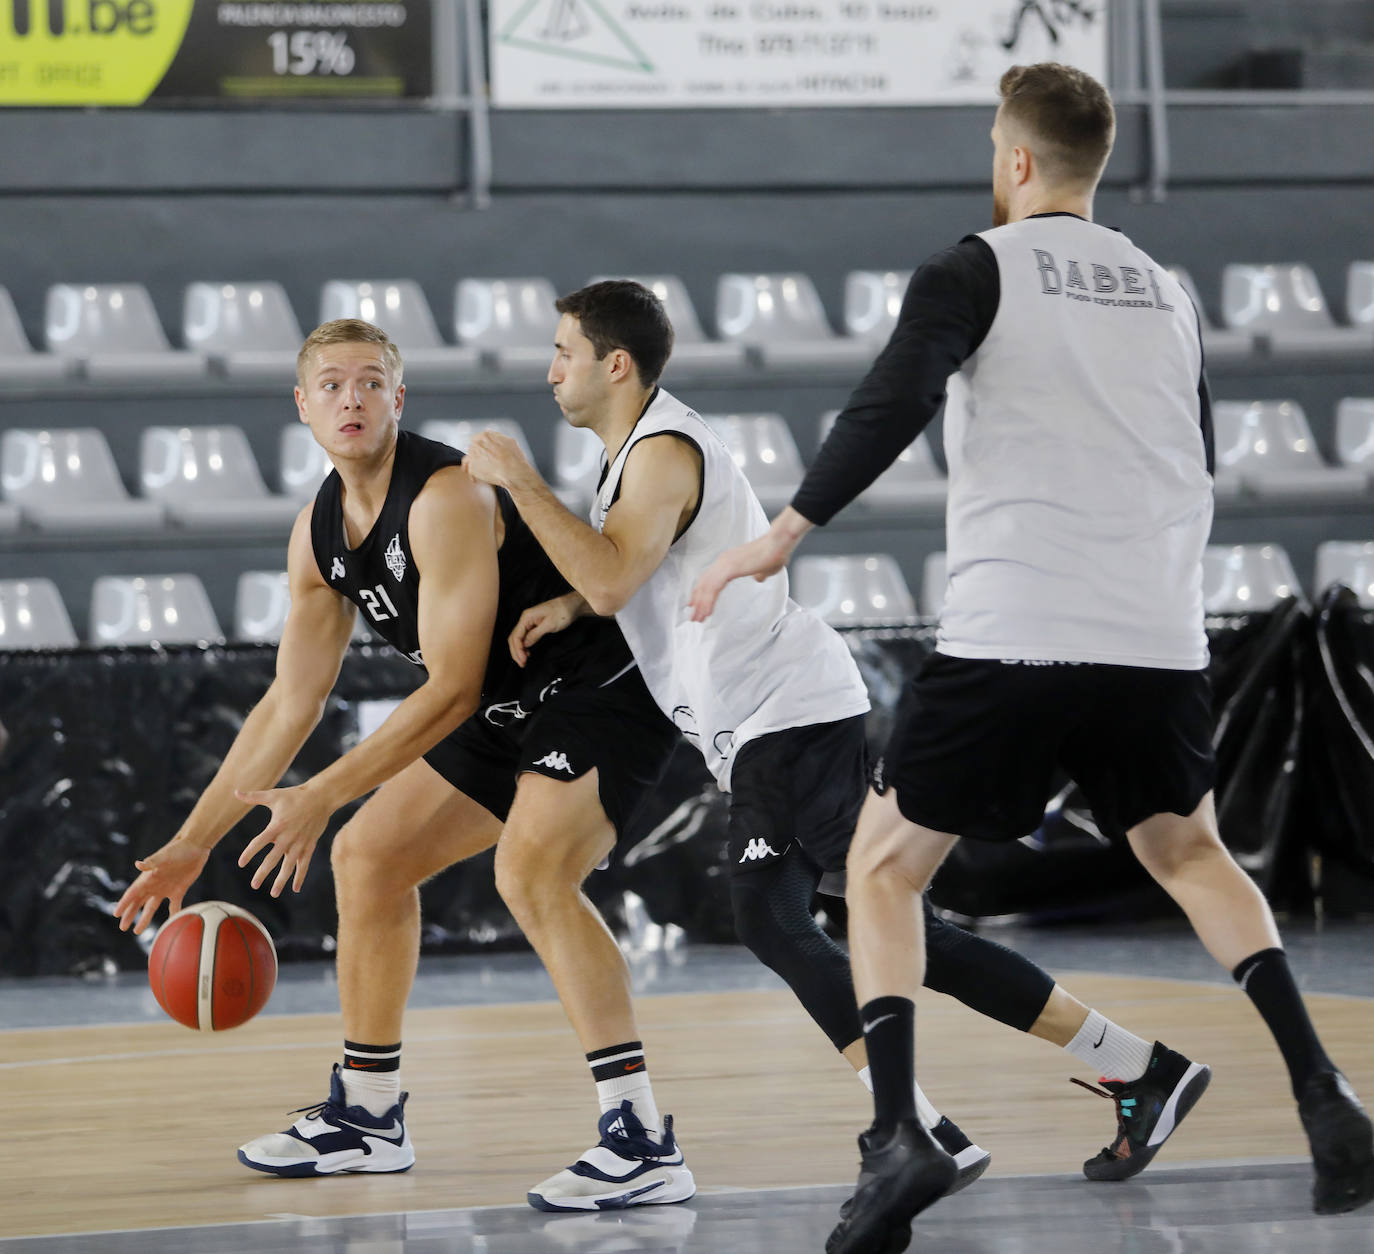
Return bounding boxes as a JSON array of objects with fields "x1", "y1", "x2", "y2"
[{"x1": 309, "y1": 430, "x2": 634, "y2": 712}]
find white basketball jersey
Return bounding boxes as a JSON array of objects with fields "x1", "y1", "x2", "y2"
[
  {"x1": 593, "y1": 389, "x2": 870, "y2": 789},
  {"x1": 939, "y1": 215, "x2": 1213, "y2": 669}
]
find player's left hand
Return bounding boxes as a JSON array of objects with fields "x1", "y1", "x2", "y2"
[
  {"x1": 463, "y1": 430, "x2": 535, "y2": 493},
  {"x1": 234, "y1": 783, "x2": 334, "y2": 897}
]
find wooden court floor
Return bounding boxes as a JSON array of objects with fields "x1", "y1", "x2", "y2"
[{"x1": 4, "y1": 972, "x2": 1372, "y2": 1240}]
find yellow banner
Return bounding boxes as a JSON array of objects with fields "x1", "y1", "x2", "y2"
[{"x1": 0, "y1": 0, "x2": 195, "y2": 104}]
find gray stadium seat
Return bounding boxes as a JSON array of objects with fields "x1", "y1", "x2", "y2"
[
  {"x1": 455, "y1": 277, "x2": 560, "y2": 379},
  {"x1": 1202, "y1": 544, "x2": 1301, "y2": 613},
  {"x1": 1211, "y1": 400, "x2": 1366, "y2": 500},
  {"x1": 1314, "y1": 541, "x2": 1374, "y2": 607},
  {"x1": 590, "y1": 274, "x2": 746, "y2": 378},
  {"x1": 139, "y1": 425, "x2": 302, "y2": 533},
  {"x1": 703, "y1": 413, "x2": 805, "y2": 515},
  {"x1": 552, "y1": 422, "x2": 605, "y2": 514},
  {"x1": 843, "y1": 270, "x2": 912, "y2": 344},
  {"x1": 0, "y1": 578, "x2": 78, "y2": 649},
  {"x1": 791, "y1": 554, "x2": 917, "y2": 627},
  {"x1": 90, "y1": 573, "x2": 224, "y2": 646},
  {"x1": 1220, "y1": 263, "x2": 1373, "y2": 356},
  {"x1": 1, "y1": 428, "x2": 164, "y2": 534},
  {"x1": 420, "y1": 419, "x2": 536, "y2": 466},
  {"x1": 817, "y1": 410, "x2": 946, "y2": 512},
  {"x1": 183, "y1": 281, "x2": 302, "y2": 384},
  {"x1": 234, "y1": 570, "x2": 370, "y2": 644},
  {"x1": 319, "y1": 280, "x2": 482, "y2": 384},
  {"x1": 919, "y1": 550, "x2": 947, "y2": 619},
  {"x1": 1335, "y1": 398, "x2": 1374, "y2": 486},
  {"x1": 0, "y1": 287, "x2": 73, "y2": 385},
  {"x1": 279, "y1": 424, "x2": 334, "y2": 501},
  {"x1": 1347, "y1": 262, "x2": 1374, "y2": 331},
  {"x1": 715, "y1": 272, "x2": 874, "y2": 375},
  {"x1": 1166, "y1": 266, "x2": 1253, "y2": 362},
  {"x1": 43, "y1": 283, "x2": 208, "y2": 383}
]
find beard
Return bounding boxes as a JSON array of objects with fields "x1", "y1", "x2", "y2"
[{"x1": 992, "y1": 185, "x2": 1009, "y2": 227}]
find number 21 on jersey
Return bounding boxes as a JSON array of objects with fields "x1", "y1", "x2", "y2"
[{"x1": 358, "y1": 584, "x2": 399, "y2": 623}]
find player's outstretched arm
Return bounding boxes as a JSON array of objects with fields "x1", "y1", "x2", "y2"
[
  {"x1": 466, "y1": 427, "x2": 699, "y2": 616},
  {"x1": 688, "y1": 506, "x2": 814, "y2": 622},
  {"x1": 236, "y1": 469, "x2": 499, "y2": 897},
  {"x1": 114, "y1": 506, "x2": 356, "y2": 933}
]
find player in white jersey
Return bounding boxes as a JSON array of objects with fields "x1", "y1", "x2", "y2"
[
  {"x1": 464, "y1": 279, "x2": 1221, "y2": 1205},
  {"x1": 692, "y1": 62, "x2": 1374, "y2": 1250}
]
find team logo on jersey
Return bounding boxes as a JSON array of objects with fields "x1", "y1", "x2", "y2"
[
  {"x1": 384, "y1": 534, "x2": 406, "y2": 581},
  {"x1": 330, "y1": 557, "x2": 346, "y2": 581},
  {"x1": 535, "y1": 750, "x2": 575, "y2": 774}
]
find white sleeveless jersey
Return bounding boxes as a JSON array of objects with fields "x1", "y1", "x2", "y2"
[
  {"x1": 940, "y1": 216, "x2": 1213, "y2": 669},
  {"x1": 593, "y1": 389, "x2": 870, "y2": 789}
]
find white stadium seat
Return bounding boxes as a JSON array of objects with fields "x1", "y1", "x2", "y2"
[
  {"x1": 44, "y1": 283, "x2": 208, "y2": 383},
  {"x1": 90, "y1": 574, "x2": 224, "y2": 646}
]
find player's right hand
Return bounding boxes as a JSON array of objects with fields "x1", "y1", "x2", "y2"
[
  {"x1": 113, "y1": 837, "x2": 211, "y2": 935},
  {"x1": 508, "y1": 594, "x2": 580, "y2": 666}
]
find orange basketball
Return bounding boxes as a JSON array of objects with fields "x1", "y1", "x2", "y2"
[{"x1": 148, "y1": 901, "x2": 277, "y2": 1031}]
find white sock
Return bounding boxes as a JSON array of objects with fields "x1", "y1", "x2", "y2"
[
  {"x1": 589, "y1": 1043, "x2": 662, "y2": 1139},
  {"x1": 857, "y1": 1065, "x2": 941, "y2": 1130},
  {"x1": 1065, "y1": 1010, "x2": 1154, "y2": 1081},
  {"x1": 340, "y1": 1068, "x2": 401, "y2": 1118}
]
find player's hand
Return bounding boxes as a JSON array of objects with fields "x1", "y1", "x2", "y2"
[
  {"x1": 113, "y1": 837, "x2": 210, "y2": 935},
  {"x1": 509, "y1": 592, "x2": 587, "y2": 666},
  {"x1": 688, "y1": 531, "x2": 795, "y2": 622},
  {"x1": 235, "y1": 783, "x2": 333, "y2": 897},
  {"x1": 463, "y1": 430, "x2": 536, "y2": 493}
]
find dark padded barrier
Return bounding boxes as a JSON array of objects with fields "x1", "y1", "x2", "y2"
[{"x1": 0, "y1": 607, "x2": 1363, "y2": 977}]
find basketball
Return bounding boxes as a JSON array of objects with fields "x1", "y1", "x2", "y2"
[{"x1": 148, "y1": 901, "x2": 277, "y2": 1032}]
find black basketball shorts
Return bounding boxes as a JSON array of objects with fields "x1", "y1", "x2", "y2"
[
  {"x1": 727, "y1": 714, "x2": 870, "y2": 875},
  {"x1": 423, "y1": 665, "x2": 677, "y2": 836},
  {"x1": 876, "y1": 653, "x2": 1216, "y2": 842}
]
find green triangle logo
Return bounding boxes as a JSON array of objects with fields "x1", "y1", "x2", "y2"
[{"x1": 499, "y1": 0, "x2": 656, "y2": 74}]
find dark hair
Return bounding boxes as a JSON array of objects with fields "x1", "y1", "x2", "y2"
[
  {"x1": 555, "y1": 280, "x2": 674, "y2": 387},
  {"x1": 998, "y1": 62, "x2": 1115, "y2": 186}
]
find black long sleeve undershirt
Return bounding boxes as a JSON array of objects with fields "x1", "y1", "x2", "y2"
[{"x1": 791, "y1": 235, "x2": 1001, "y2": 526}]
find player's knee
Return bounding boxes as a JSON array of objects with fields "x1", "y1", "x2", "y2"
[
  {"x1": 1130, "y1": 815, "x2": 1224, "y2": 881},
  {"x1": 493, "y1": 830, "x2": 576, "y2": 923}
]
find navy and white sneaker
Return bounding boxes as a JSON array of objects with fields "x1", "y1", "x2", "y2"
[
  {"x1": 528, "y1": 1101, "x2": 696, "y2": 1212},
  {"x1": 237, "y1": 1063, "x2": 414, "y2": 1177}
]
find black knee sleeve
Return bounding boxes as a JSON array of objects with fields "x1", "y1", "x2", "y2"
[
  {"x1": 731, "y1": 852, "x2": 862, "y2": 1053},
  {"x1": 921, "y1": 895, "x2": 1055, "y2": 1033}
]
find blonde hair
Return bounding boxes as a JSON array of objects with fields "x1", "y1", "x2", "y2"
[
  {"x1": 296, "y1": 319, "x2": 404, "y2": 387},
  {"x1": 998, "y1": 62, "x2": 1115, "y2": 188}
]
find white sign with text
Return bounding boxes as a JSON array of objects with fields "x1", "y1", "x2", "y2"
[{"x1": 490, "y1": 0, "x2": 1106, "y2": 108}]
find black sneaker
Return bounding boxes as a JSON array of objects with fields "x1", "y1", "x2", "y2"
[
  {"x1": 1074, "y1": 1041, "x2": 1211, "y2": 1181},
  {"x1": 930, "y1": 1116, "x2": 992, "y2": 1195},
  {"x1": 825, "y1": 1120, "x2": 957, "y2": 1254},
  {"x1": 1298, "y1": 1070, "x2": 1374, "y2": 1215}
]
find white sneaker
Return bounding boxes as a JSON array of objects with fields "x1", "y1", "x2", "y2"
[
  {"x1": 237, "y1": 1063, "x2": 414, "y2": 1177},
  {"x1": 528, "y1": 1101, "x2": 696, "y2": 1212}
]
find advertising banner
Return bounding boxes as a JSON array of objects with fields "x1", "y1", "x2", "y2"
[
  {"x1": 0, "y1": 0, "x2": 432, "y2": 104},
  {"x1": 490, "y1": 0, "x2": 1106, "y2": 108}
]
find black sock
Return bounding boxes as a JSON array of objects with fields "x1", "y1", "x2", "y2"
[
  {"x1": 860, "y1": 996, "x2": 917, "y2": 1129},
  {"x1": 1232, "y1": 948, "x2": 1334, "y2": 1098}
]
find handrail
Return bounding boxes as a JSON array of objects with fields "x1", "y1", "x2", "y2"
[{"x1": 1139, "y1": 0, "x2": 1169, "y2": 202}]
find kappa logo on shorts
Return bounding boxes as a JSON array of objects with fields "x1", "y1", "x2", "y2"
[
  {"x1": 738, "y1": 838, "x2": 782, "y2": 863},
  {"x1": 330, "y1": 556, "x2": 346, "y2": 581},
  {"x1": 535, "y1": 750, "x2": 575, "y2": 774}
]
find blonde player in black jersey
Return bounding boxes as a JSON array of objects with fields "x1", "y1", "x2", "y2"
[
  {"x1": 693, "y1": 62, "x2": 1374, "y2": 1251},
  {"x1": 113, "y1": 320, "x2": 694, "y2": 1211}
]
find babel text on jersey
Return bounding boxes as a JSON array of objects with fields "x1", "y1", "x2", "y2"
[{"x1": 1031, "y1": 249, "x2": 1175, "y2": 311}]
